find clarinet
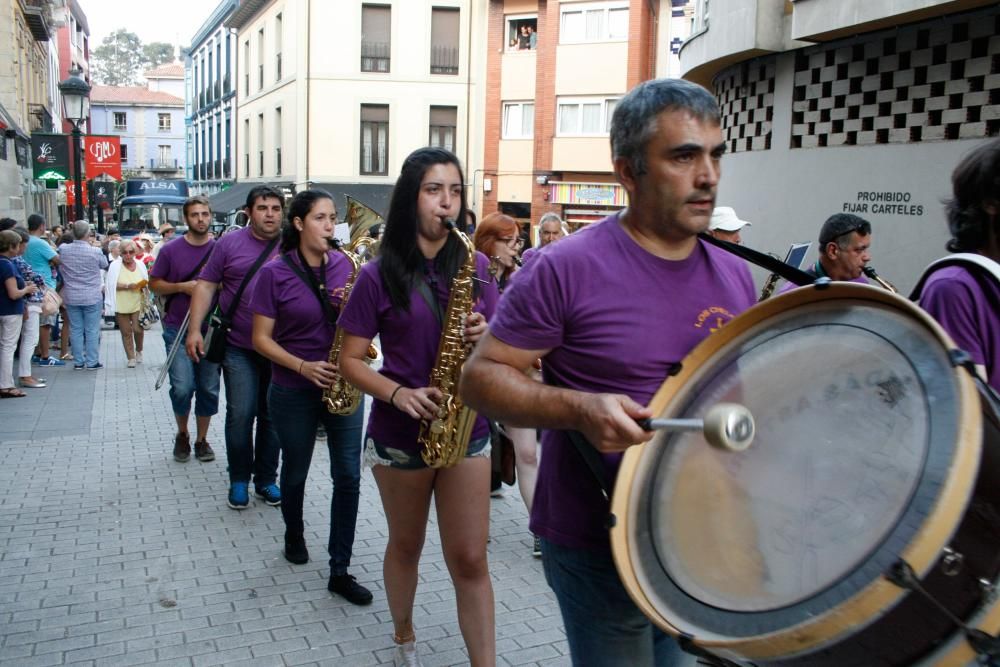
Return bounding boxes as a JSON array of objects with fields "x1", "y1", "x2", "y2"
[{"x1": 862, "y1": 266, "x2": 898, "y2": 293}]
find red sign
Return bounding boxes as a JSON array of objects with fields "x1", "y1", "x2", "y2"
[
  {"x1": 84, "y1": 135, "x2": 122, "y2": 180},
  {"x1": 66, "y1": 182, "x2": 88, "y2": 214}
]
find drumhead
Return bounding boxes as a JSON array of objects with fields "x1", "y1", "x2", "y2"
[{"x1": 612, "y1": 285, "x2": 982, "y2": 655}]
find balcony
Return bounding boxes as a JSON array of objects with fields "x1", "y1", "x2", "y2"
[
  {"x1": 223, "y1": 157, "x2": 230, "y2": 178},
  {"x1": 361, "y1": 42, "x2": 390, "y2": 73},
  {"x1": 430, "y1": 46, "x2": 458, "y2": 75},
  {"x1": 223, "y1": 73, "x2": 231, "y2": 94},
  {"x1": 28, "y1": 104, "x2": 53, "y2": 133},
  {"x1": 150, "y1": 158, "x2": 180, "y2": 172},
  {"x1": 23, "y1": 0, "x2": 51, "y2": 42}
]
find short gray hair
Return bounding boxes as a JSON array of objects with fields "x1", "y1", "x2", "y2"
[
  {"x1": 71, "y1": 221, "x2": 91, "y2": 240},
  {"x1": 538, "y1": 212, "x2": 569, "y2": 237},
  {"x1": 610, "y1": 79, "x2": 721, "y2": 177}
]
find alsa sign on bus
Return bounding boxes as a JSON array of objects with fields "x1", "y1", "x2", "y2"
[{"x1": 118, "y1": 179, "x2": 189, "y2": 237}]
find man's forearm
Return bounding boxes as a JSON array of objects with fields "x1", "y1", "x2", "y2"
[
  {"x1": 461, "y1": 358, "x2": 585, "y2": 431},
  {"x1": 187, "y1": 281, "x2": 215, "y2": 331}
]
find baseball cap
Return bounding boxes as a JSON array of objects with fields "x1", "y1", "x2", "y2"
[{"x1": 709, "y1": 207, "x2": 752, "y2": 232}]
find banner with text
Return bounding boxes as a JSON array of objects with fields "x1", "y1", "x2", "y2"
[
  {"x1": 31, "y1": 133, "x2": 71, "y2": 181},
  {"x1": 84, "y1": 135, "x2": 122, "y2": 180}
]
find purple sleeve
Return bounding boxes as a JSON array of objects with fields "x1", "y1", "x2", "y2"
[
  {"x1": 921, "y1": 277, "x2": 986, "y2": 365},
  {"x1": 199, "y1": 236, "x2": 227, "y2": 283},
  {"x1": 249, "y1": 263, "x2": 280, "y2": 319},
  {"x1": 149, "y1": 244, "x2": 171, "y2": 280},
  {"x1": 490, "y1": 253, "x2": 566, "y2": 351},
  {"x1": 337, "y1": 265, "x2": 380, "y2": 340}
]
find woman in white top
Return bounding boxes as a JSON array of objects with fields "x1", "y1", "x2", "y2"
[{"x1": 104, "y1": 240, "x2": 148, "y2": 368}]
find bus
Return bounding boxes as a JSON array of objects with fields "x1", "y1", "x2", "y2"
[{"x1": 117, "y1": 179, "x2": 189, "y2": 238}]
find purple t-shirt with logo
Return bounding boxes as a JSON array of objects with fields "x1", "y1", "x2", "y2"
[
  {"x1": 250, "y1": 250, "x2": 354, "y2": 390},
  {"x1": 150, "y1": 236, "x2": 216, "y2": 330},
  {"x1": 920, "y1": 265, "x2": 999, "y2": 392},
  {"x1": 489, "y1": 214, "x2": 757, "y2": 551},
  {"x1": 199, "y1": 226, "x2": 279, "y2": 350},
  {"x1": 337, "y1": 251, "x2": 500, "y2": 452}
]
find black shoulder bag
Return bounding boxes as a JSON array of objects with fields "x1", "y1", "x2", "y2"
[{"x1": 203, "y1": 238, "x2": 278, "y2": 363}]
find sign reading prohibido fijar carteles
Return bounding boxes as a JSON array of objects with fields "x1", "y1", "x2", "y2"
[{"x1": 31, "y1": 133, "x2": 72, "y2": 181}]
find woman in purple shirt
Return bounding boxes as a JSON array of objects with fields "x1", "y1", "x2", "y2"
[
  {"x1": 250, "y1": 190, "x2": 372, "y2": 606},
  {"x1": 338, "y1": 148, "x2": 499, "y2": 666}
]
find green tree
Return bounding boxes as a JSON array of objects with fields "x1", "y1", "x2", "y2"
[
  {"x1": 143, "y1": 43, "x2": 175, "y2": 70},
  {"x1": 91, "y1": 29, "x2": 145, "y2": 86}
]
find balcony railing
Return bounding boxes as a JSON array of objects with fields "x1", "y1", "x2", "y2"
[
  {"x1": 28, "y1": 103, "x2": 53, "y2": 132},
  {"x1": 223, "y1": 157, "x2": 230, "y2": 178},
  {"x1": 361, "y1": 42, "x2": 390, "y2": 72},
  {"x1": 150, "y1": 158, "x2": 179, "y2": 171},
  {"x1": 430, "y1": 46, "x2": 459, "y2": 75}
]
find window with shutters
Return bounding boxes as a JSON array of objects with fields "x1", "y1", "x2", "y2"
[
  {"x1": 429, "y1": 106, "x2": 457, "y2": 153},
  {"x1": 361, "y1": 5, "x2": 391, "y2": 73},
  {"x1": 430, "y1": 8, "x2": 459, "y2": 75},
  {"x1": 360, "y1": 104, "x2": 389, "y2": 175}
]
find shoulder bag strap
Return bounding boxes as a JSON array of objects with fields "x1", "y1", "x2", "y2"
[
  {"x1": 415, "y1": 278, "x2": 444, "y2": 328},
  {"x1": 164, "y1": 244, "x2": 215, "y2": 313},
  {"x1": 224, "y1": 238, "x2": 278, "y2": 322},
  {"x1": 279, "y1": 252, "x2": 337, "y2": 324},
  {"x1": 698, "y1": 232, "x2": 815, "y2": 286}
]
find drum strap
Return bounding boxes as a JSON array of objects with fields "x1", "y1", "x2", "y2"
[{"x1": 698, "y1": 233, "x2": 816, "y2": 286}]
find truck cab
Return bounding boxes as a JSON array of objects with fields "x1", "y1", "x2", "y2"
[{"x1": 117, "y1": 179, "x2": 190, "y2": 238}]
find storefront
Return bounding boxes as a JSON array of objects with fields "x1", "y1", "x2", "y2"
[{"x1": 548, "y1": 181, "x2": 627, "y2": 230}]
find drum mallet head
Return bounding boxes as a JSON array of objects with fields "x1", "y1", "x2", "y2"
[{"x1": 639, "y1": 403, "x2": 755, "y2": 452}]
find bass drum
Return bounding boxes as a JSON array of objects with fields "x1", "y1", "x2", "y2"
[{"x1": 611, "y1": 284, "x2": 1000, "y2": 666}]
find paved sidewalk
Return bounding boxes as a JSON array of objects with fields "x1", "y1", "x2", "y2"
[{"x1": 0, "y1": 326, "x2": 572, "y2": 666}]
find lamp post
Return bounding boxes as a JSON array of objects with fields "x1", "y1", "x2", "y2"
[{"x1": 58, "y1": 67, "x2": 91, "y2": 223}]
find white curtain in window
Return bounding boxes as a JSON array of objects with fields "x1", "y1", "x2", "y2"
[
  {"x1": 559, "y1": 104, "x2": 579, "y2": 134},
  {"x1": 503, "y1": 104, "x2": 519, "y2": 138},
  {"x1": 581, "y1": 103, "x2": 601, "y2": 133},
  {"x1": 562, "y1": 11, "x2": 583, "y2": 41},
  {"x1": 608, "y1": 8, "x2": 628, "y2": 39},
  {"x1": 376, "y1": 125, "x2": 386, "y2": 173},
  {"x1": 585, "y1": 9, "x2": 604, "y2": 40},
  {"x1": 362, "y1": 124, "x2": 373, "y2": 172},
  {"x1": 605, "y1": 99, "x2": 619, "y2": 132},
  {"x1": 522, "y1": 104, "x2": 534, "y2": 137}
]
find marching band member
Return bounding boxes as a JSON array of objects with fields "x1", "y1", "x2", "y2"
[
  {"x1": 460, "y1": 79, "x2": 756, "y2": 666},
  {"x1": 337, "y1": 148, "x2": 499, "y2": 666},
  {"x1": 250, "y1": 190, "x2": 372, "y2": 605}
]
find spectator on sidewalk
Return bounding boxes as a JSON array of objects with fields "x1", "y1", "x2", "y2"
[
  {"x1": 1, "y1": 230, "x2": 37, "y2": 397},
  {"x1": 152, "y1": 224, "x2": 175, "y2": 259},
  {"x1": 150, "y1": 196, "x2": 219, "y2": 464},
  {"x1": 186, "y1": 186, "x2": 284, "y2": 510},
  {"x1": 105, "y1": 240, "x2": 147, "y2": 368},
  {"x1": 59, "y1": 221, "x2": 108, "y2": 370},
  {"x1": 22, "y1": 214, "x2": 64, "y2": 367},
  {"x1": 11, "y1": 228, "x2": 47, "y2": 389}
]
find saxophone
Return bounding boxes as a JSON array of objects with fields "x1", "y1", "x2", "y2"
[
  {"x1": 418, "y1": 219, "x2": 479, "y2": 468},
  {"x1": 323, "y1": 242, "x2": 368, "y2": 415},
  {"x1": 862, "y1": 265, "x2": 898, "y2": 293}
]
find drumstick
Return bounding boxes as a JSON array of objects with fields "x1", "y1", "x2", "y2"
[{"x1": 637, "y1": 403, "x2": 755, "y2": 452}]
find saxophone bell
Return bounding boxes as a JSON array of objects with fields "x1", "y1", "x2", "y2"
[{"x1": 862, "y1": 265, "x2": 898, "y2": 293}]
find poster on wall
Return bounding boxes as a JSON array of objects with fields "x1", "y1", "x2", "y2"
[
  {"x1": 84, "y1": 136, "x2": 122, "y2": 180},
  {"x1": 31, "y1": 133, "x2": 72, "y2": 181}
]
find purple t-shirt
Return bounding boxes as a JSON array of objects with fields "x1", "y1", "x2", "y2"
[
  {"x1": 489, "y1": 214, "x2": 757, "y2": 551},
  {"x1": 199, "y1": 227, "x2": 279, "y2": 350},
  {"x1": 920, "y1": 265, "x2": 1000, "y2": 392},
  {"x1": 337, "y1": 251, "x2": 500, "y2": 452},
  {"x1": 250, "y1": 250, "x2": 354, "y2": 390},
  {"x1": 149, "y1": 236, "x2": 216, "y2": 330}
]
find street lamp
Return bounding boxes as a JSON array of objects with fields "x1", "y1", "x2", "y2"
[{"x1": 58, "y1": 67, "x2": 91, "y2": 223}]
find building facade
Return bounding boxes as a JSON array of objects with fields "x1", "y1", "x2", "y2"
[
  {"x1": 482, "y1": 0, "x2": 667, "y2": 237},
  {"x1": 90, "y1": 86, "x2": 186, "y2": 180},
  {"x1": 52, "y1": 0, "x2": 89, "y2": 133},
  {"x1": 218, "y1": 0, "x2": 487, "y2": 219},
  {"x1": 185, "y1": 0, "x2": 238, "y2": 196},
  {"x1": 679, "y1": 0, "x2": 999, "y2": 293}
]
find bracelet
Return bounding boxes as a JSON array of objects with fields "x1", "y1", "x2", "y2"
[
  {"x1": 389, "y1": 385, "x2": 403, "y2": 407},
  {"x1": 297, "y1": 359, "x2": 305, "y2": 374}
]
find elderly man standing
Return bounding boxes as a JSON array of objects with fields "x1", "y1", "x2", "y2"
[
  {"x1": 706, "y1": 206, "x2": 752, "y2": 245},
  {"x1": 59, "y1": 221, "x2": 108, "y2": 370}
]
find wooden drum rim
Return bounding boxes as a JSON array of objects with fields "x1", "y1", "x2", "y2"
[{"x1": 610, "y1": 283, "x2": 984, "y2": 659}]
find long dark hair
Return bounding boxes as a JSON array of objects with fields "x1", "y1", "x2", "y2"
[
  {"x1": 281, "y1": 190, "x2": 334, "y2": 254},
  {"x1": 379, "y1": 147, "x2": 469, "y2": 310},
  {"x1": 945, "y1": 138, "x2": 1000, "y2": 253}
]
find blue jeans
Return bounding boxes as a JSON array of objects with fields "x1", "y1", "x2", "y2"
[
  {"x1": 65, "y1": 301, "x2": 103, "y2": 367},
  {"x1": 162, "y1": 326, "x2": 221, "y2": 418},
  {"x1": 268, "y1": 384, "x2": 364, "y2": 574},
  {"x1": 541, "y1": 538, "x2": 685, "y2": 667},
  {"x1": 221, "y1": 345, "x2": 279, "y2": 486}
]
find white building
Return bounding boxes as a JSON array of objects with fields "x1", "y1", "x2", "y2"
[{"x1": 679, "y1": 0, "x2": 999, "y2": 293}]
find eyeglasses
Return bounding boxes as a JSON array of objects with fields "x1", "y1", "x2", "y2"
[
  {"x1": 500, "y1": 236, "x2": 524, "y2": 249},
  {"x1": 121, "y1": 250, "x2": 135, "y2": 255}
]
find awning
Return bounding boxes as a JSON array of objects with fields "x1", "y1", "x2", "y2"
[
  {"x1": 311, "y1": 183, "x2": 393, "y2": 218},
  {"x1": 208, "y1": 181, "x2": 291, "y2": 215}
]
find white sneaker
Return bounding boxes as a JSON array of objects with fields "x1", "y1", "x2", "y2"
[
  {"x1": 127, "y1": 359, "x2": 136, "y2": 368},
  {"x1": 394, "y1": 639, "x2": 421, "y2": 667},
  {"x1": 136, "y1": 352, "x2": 143, "y2": 363}
]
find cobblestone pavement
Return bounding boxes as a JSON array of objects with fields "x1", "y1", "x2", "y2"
[{"x1": 0, "y1": 325, "x2": 575, "y2": 666}]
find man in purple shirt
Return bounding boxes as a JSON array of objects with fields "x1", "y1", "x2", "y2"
[
  {"x1": 150, "y1": 196, "x2": 220, "y2": 464},
  {"x1": 461, "y1": 79, "x2": 756, "y2": 666},
  {"x1": 186, "y1": 186, "x2": 283, "y2": 510},
  {"x1": 918, "y1": 139, "x2": 1000, "y2": 392},
  {"x1": 59, "y1": 221, "x2": 109, "y2": 370}
]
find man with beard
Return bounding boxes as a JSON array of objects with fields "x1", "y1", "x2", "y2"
[
  {"x1": 186, "y1": 187, "x2": 283, "y2": 510},
  {"x1": 150, "y1": 196, "x2": 220, "y2": 464},
  {"x1": 461, "y1": 79, "x2": 756, "y2": 666}
]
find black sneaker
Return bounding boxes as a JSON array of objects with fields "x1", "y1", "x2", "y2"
[
  {"x1": 173, "y1": 433, "x2": 191, "y2": 462},
  {"x1": 284, "y1": 535, "x2": 309, "y2": 565},
  {"x1": 194, "y1": 439, "x2": 215, "y2": 462},
  {"x1": 328, "y1": 574, "x2": 373, "y2": 605}
]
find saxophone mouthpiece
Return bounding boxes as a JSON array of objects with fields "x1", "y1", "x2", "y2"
[{"x1": 443, "y1": 218, "x2": 457, "y2": 231}]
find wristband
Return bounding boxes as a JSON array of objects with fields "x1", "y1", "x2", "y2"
[
  {"x1": 389, "y1": 385, "x2": 403, "y2": 407},
  {"x1": 298, "y1": 359, "x2": 305, "y2": 374}
]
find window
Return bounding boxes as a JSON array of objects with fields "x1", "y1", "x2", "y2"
[
  {"x1": 243, "y1": 118, "x2": 250, "y2": 177},
  {"x1": 430, "y1": 8, "x2": 459, "y2": 75},
  {"x1": 257, "y1": 28, "x2": 265, "y2": 89},
  {"x1": 158, "y1": 113, "x2": 171, "y2": 132},
  {"x1": 361, "y1": 4, "x2": 391, "y2": 73},
  {"x1": 560, "y1": 2, "x2": 628, "y2": 43},
  {"x1": 429, "y1": 106, "x2": 457, "y2": 153},
  {"x1": 360, "y1": 104, "x2": 389, "y2": 175},
  {"x1": 275, "y1": 14, "x2": 283, "y2": 80},
  {"x1": 257, "y1": 112, "x2": 264, "y2": 176},
  {"x1": 275, "y1": 107, "x2": 282, "y2": 175},
  {"x1": 502, "y1": 102, "x2": 534, "y2": 139},
  {"x1": 556, "y1": 97, "x2": 620, "y2": 135},
  {"x1": 244, "y1": 40, "x2": 250, "y2": 95},
  {"x1": 158, "y1": 145, "x2": 171, "y2": 166},
  {"x1": 120, "y1": 144, "x2": 128, "y2": 163},
  {"x1": 113, "y1": 112, "x2": 126, "y2": 130},
  {"x1": 505, "y1": 14, "x2": 537, "y2": 51}
]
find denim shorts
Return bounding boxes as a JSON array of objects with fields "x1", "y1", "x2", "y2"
[{"x1": 364, "y1": 434, "x2": 490, "y2": 470}]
